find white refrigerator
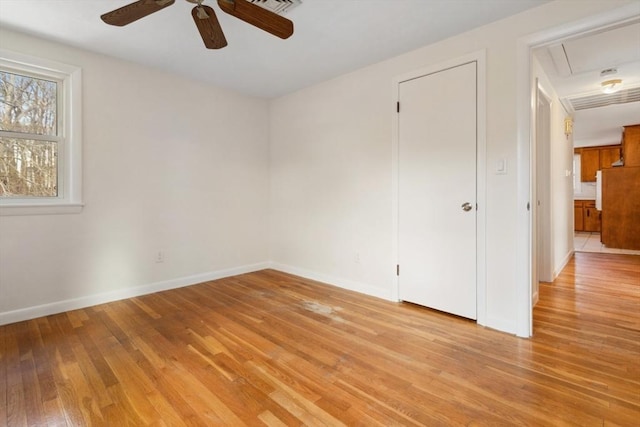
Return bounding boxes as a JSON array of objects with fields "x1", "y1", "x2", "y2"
[{"x1": 595, "y1": 170, "x2": 602, "y2": 211}]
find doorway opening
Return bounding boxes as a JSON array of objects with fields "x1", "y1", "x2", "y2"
[{"x1": 519, "y1": 6, "x2": 640, "y2": 337}]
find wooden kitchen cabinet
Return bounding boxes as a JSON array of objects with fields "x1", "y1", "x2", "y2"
[
  {"x1": 574, "y1": 200, "x2": 601, "y2": 232},
  {"x1": 599, "y1": 146, "x2": 621, "y2": 169},
  {"x1": 583, "y1": 201, "x2": 601, "y2": 232},
  {"x1": 574, "y1": 201, "x2": 584, "y2": 231},
  {"x1": 580, "y1": 149, "x2": 600, "y2": 182},
  {"x1": 622, "y1": 124, "x2": 640, "y2": 167},
  {"x1": 575, "y1": 144, "x2": 623, "y2": 182}
]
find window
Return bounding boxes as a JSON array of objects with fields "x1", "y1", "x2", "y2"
[{"x1": 0, "y1": 49, "x2": 82, "y2": 215}]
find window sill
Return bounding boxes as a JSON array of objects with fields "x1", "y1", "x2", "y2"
[{"x1": 0, "y1": 203, "x2": 84, "y2": 216}]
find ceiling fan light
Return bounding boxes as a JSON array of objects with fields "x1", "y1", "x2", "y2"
[{"x1": 601, "y1": 78, "x2": 623, "y2": 94}]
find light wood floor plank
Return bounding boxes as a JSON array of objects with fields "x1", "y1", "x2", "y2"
[{"x1": 1, "y1": 252, "x2": 639, "y2": 425}]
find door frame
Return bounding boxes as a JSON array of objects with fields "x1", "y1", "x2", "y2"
[
  {"x1": 515, "y1": 4, "x2": 639, "y2": 337},
  {"x1": 391, "y1": 50, "x2": 487, "y2": 326},
  {"x1": 535, "y1": 82, "x2": 553, "y2": 290}
]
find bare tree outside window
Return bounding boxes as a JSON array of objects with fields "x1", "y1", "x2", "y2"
[{"x1": 0, "y1": 70, "x2": 59, "y2": 197}]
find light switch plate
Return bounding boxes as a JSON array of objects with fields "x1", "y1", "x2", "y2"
[{"x1": 496, "y1": 158, "x2": 507, "y2": 175}]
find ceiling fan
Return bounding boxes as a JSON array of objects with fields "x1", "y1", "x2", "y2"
[{"x1": 101, "y1": 0, "x2": 294, "y2": 49}]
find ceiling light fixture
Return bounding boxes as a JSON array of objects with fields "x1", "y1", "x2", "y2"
[
  {"x1": 600, "y1": 68, "x2": 623, "y2": 94},
  {"x1": 601, "y1": 78, "x2": 623, "y2": 94}
]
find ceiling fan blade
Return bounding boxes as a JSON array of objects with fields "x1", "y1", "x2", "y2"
[
  {"x1": 101, "y1": 0, "x2": 175, "y2": 27},
  {"x1": 192, "y1": 5, "x2": 228, "y2": 49},
  {"x1": 217, "y1": 0, "x2": 294, "y2": 40}
]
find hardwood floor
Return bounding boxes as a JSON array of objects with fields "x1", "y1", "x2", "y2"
[{"x1": 2, "y1": 253, "x2": 639, "y2": 426}]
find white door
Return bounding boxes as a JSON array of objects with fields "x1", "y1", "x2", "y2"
[{"x1": 398, "y1": 61, "x2": 477, "y2": 320}]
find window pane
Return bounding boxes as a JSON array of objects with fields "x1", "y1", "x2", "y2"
[
  {"x1": 0, "y1": 71, "x2": 57, "y2": 136},
  {"x1": 0, "y1": 137, "x2": 58, "y2": 197}
]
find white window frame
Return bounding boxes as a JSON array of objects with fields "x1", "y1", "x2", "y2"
[{"x1": 0, "y1": 49, "x2": 82, "y2": 215}]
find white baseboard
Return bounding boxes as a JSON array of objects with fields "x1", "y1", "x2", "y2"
[
  {"x1": 0, "y1": 262, "x2": 270, "y2": 326},
  {"x1": 485, "y1": 316, "x2": 516, "y2": 335},
  {"x1": 554, "y1": 249, "x2": 574, "y2": 280},
  {"x1": 269, "y1": 262, "x2": 393, "y2": 301},
  {"x1": 269, "y1": 263, "x2": 519, "y2": 335},
  {"x1": 2, "y1": 260, "x2": 520, "y2": 337}
]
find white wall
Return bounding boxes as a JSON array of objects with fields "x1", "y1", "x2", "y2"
[
  {"x1": 269, "y1": 67, "x2": 393, "y2": 299},
  {"x1": 549, "y1": 91, "x2": 575, "y2": 279},
  {"x1": 269, "y1": 0, "x2": 634, "y2": 333},
  {"x1": 0, "y1": 29, "x2": 270, "y2": 323}
]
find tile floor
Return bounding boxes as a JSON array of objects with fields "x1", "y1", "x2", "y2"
[{"x1": 574, "y1": 232, "x2": 640, "y2": 255}]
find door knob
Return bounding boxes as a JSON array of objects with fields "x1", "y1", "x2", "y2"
[{"x1": 461, "y1": 202, "x2": 473, "y2": 212}]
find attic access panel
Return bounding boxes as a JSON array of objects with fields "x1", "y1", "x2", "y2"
[
  {"x1": 248, "y1": 0, "x2": 301, "y2": 15},
  {"x1": 548, "y1": 22, "x2": 640, "y2": 77}
]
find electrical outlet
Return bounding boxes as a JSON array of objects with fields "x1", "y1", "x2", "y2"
[
  {"x1": 354, "y1": 252, "x2": 361, "y2": 264},
  {"x1": 155, "y1": 251, "x2": 164, "y2": 263}
]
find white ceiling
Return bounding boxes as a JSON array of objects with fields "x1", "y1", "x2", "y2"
[
  {"x1": 534, "y1": 20, "x2": 640, "y2": 147},
  {"x1": 0, "y1": 0, "x2": 550, "y2": 98}
]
